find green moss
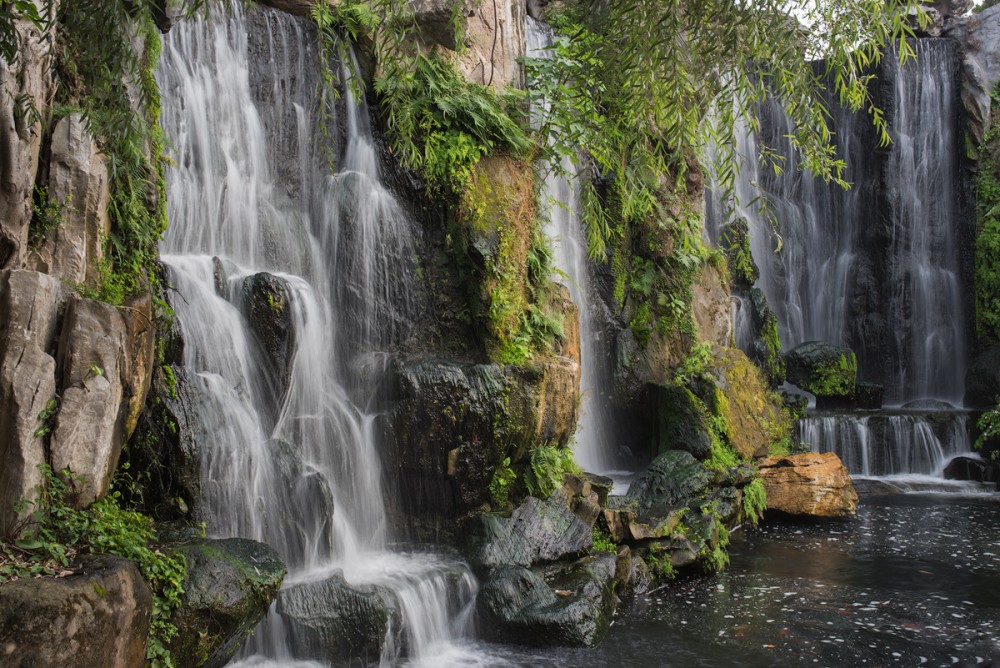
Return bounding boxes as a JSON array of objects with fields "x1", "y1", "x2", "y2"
[
  {"x1": 720, "y1": 218, "x2": 757, "y2": 289},
  {"x1": 488, "y1": 457, "x2": 516, "y2": 508},
  {"x1": 805, "y1": 352, "x2": 857, "y2": 396},
  {"x1": 591, "y1": 527, "x2": 617, "y2": 554},
  {"x1": 975, "y1": 84, "x2": 1000, "y2": 345},
  {"x1": 741, "y1": 477, "x2": 767, "y2": 525},
  {"x1": 644, "y1": 552, "x2": 677, "y2": 580},
  {"x1": 54, "y1": 9, "x2": 170, "y2": 304},
  {"x1": 759, "y1": 310, "x2": 785, "y2": 385}
]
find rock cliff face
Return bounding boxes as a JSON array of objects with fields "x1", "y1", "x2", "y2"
[
  {"x1": 0, "y1": 270, "x2": 154, "y2": 529},
  {"x1": 0, "y1": 4, "x2": 158, "y2": 530},
  {"x1": 948, "y1": 3, "x2": 1000, "y2": 144},
  {"x1": 0, "y1": 1, "x2": 57, "y2": 270}
]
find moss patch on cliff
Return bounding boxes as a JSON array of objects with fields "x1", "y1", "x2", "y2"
[
  {"x1": 454, "y1": 157, "x2": 566, "y2": 364},
  {"x1": 48, "y1": 4, "x2": 170, "y2": 304}
]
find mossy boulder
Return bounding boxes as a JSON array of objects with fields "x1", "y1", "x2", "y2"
[
  {"x1": 784, "y1": 341, "x2": 857, "y2": 399},
  {"x1": 626, "y1": 449, "x2": 712, "y2": 515},
  {"x1": 0, "y1": 555, "x2": 151, "y2": 668},
  {"x1": 476, "y1": 553, "x2": 617, "y2": 648},
  {"x1": 388, "y1": 359, "x2": 579, "y2": 519},
  {"x1": 714, "y1": 347, "x2": 785, "y2": 460},
  {"x1": 649, "y1": 384, "x2": 712, "y2": 460},
  {"x1": 464, "y1": 495, "x2": 593, "y2": 572},
  {"x1": 169, "y1": 538, "x2": 287, "y2": 668}
]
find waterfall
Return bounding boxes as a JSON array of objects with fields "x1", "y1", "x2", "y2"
[
  {"x1": 526, "y1": 17, "x2": 622, "y2": 476},
  {"x1": 158, "y1": 4, "x2": 488, "y2": 664},
  {"x1": 707, "y1": 39, "x2": 975, "y2": 484},
  {"x1": 885, "y1": 43, "x2": 965, "y2": 403},
  {"x1": 710, "y1": 40, "x2": 965, "y2": 406},
  {"x1": 799, "y1": 412, "x2": 971, "y2": 478}
]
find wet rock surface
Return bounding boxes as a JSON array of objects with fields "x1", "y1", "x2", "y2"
[
  {"x1": 169, "y1": 538, "x2": 287, "y2": 668},
  {"x1": 277, "y1": 572, "x2": 400, "y2": 665},
  {"x1": 626, "y1": 450, "x2": 712, "y2": 515},
  {"x1": 465, "y1": 495, "x2": 593, "y2": 571},
  {"x1": 477, "y1": 554, "x2": 617, "y2": 647},
  {"x1": 784, "y1": 341, "x2": 858, "y2": 400},
  {"x1": 388, "y1": 360, "x2": 579, "y2": 517}
]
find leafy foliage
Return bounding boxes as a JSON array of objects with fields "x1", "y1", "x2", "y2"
[
  {"x1": 741, "y1": 477, "x2": 767, "y2": 525},
  {"x1": 524, "y1": 443, "x2": 580, "y2": 499},
  {"x1": 3, "y1": 465, "x2": 186, "y2": 667},
  {"x1": 975, "y1": 403, "x2": 1000, "y2": 461},
  {"x1": 525, "y1": 0, "x2": 927, "y2": 259},
  {"x1": 644, "y1": 552, "x2": 677, "y2": 580},
  {"x1": 374, "y1": 52, "x2": 532, "y2": 194},
  {"x1": 976, "y1": 83, "x2": 1000, "y2": 344},
  {"x1": 591, "y1": 527, "x2": 617, "y2": 554},
  {"x1": 488, "y1": 456, "x2": 516, "y2": 507}
]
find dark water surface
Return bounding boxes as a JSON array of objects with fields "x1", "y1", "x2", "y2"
[{"x1": 475, "y1": 495, "x2": 1000, "y2": 667}]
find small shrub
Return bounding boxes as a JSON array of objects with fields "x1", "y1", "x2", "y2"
[
  {"x1": 2, "y1": 466, "x2": 186, "y2": 667},
  {"x1": 644, "y1": 552, "x2": 677, "y2": 580},
  {"x1": 488, "y1": 457, "x2": 516, "y2": 507},
  {"x1": 975, "y1": 402, "x2": 1000, "y2": 461},
  {"x1": 592, "y1": 527, "x2": 617, "y2": 554}
]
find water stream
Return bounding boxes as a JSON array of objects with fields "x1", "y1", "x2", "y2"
[{"x1": 158, "y1": 5, "x2": 485, "y2": 665}]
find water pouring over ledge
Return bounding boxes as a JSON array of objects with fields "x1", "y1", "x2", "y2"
[{"x1": 157, "y1": 4, "x2": 497, "y2": 664}]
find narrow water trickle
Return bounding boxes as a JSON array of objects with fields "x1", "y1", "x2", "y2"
[
  {"x1": 157, "y1": 4, "x2": 490, "y2": 665},
  {"x1": 526, "y1": 18, "x2": 625, "y2": 481}
]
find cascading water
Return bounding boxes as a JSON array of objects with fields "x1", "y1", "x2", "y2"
[
  {"x1": 526, "y1": 17, "x2": 622, "y2": 477},
  {"x1": 798, "y1": 412, "x2": 972, "y2": 478},
  {"x1": 709, "y1": 40, "x2": 966, "y2": 406},
  {"x1": 158, "y1": 4, "x2": 491, "y2": 665},
  {"x1": 708, "y1": 39, "x2": 976, "y2": 485}
]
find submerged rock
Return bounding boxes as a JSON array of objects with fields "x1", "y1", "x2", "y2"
[
  {"x1": 0, "y1": 555, "x2": 152, "y2": 668},
  {"x1": 477, "y1": 554, "x2": 617, "y2": 648},
  {"x1": 169, "y1": 538, "x2": 287, "y2": 668},
  {"x1": 943, "y1": 456, "x2": 998, "y2": 483},
  {"x1": 758, "y1": 452, "x2": 859, "y2": 517},
  {"x1": 277, "y1": 572, "x2": 400, "y2": 665},
  {"x1": 784, "y1": 341, "x2": 857, "y2": 399},
  {"x1": 465, "y1": 495, "x2": 593, "y2": 571}
]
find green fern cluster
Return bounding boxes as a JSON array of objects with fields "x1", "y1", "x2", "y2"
[
  {"x1": 375, "y1": 53, "x2": 533, "y2": 194},
  {"x1": 524, "y1": 443, "x2": 581, "y2": 499}
]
